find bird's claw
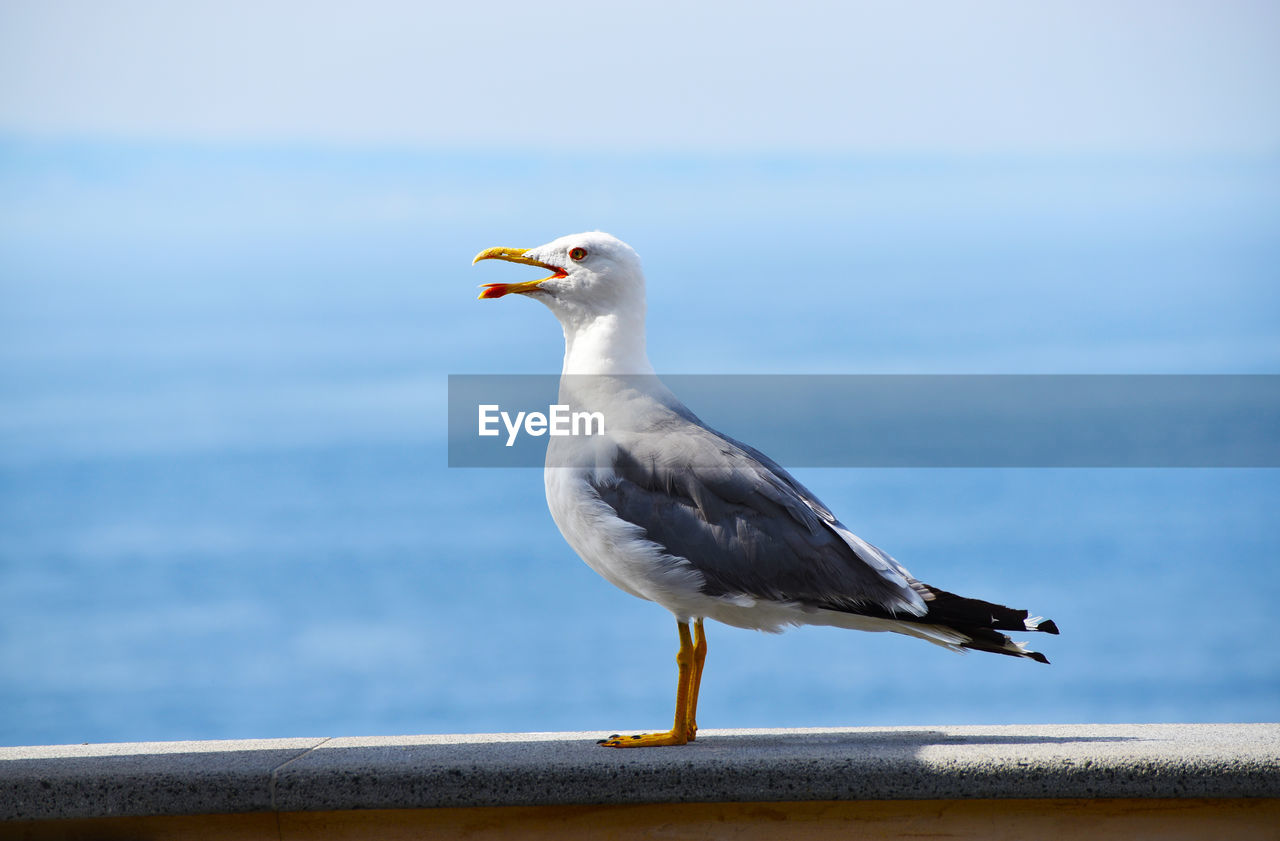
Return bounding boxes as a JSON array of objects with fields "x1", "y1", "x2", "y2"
[{"x1": 597, "y1": 729, "x2": 689, "y2": 748}]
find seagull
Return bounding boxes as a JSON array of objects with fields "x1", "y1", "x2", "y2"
[{"x1": 473, "y1": 231, "x2": 1058, "y2": 748}]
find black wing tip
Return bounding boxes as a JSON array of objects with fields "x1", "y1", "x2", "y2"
[{"x1": 1036, "y1": 618, "x2": 1060, "y2": 635}]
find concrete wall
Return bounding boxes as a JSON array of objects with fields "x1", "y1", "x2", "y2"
[{"x1": 3, "y1": 724, "x2": 1278, "y2": 839}]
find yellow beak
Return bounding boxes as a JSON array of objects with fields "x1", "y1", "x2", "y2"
[{"x1": 472, "y1": 247, "x2": 567, "y2": 299}]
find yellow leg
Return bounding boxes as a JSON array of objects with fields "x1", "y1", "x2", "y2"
[
  {"x1": 599, "y1": 619, "x2": 703, "y2": 748},
  {"x1": 685, "y1": 619, "x2": 707, "y2": 741}
]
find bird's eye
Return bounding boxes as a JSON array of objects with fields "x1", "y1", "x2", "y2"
[{"x1": 569, "y1": 247, "x2": 588, "y2": 261}]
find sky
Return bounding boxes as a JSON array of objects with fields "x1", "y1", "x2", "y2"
[
  {"x1": 1, "y1": 1, "x2": 1279, "y2": 746},
  {"x1": 1, "y1": 0, "x2": 1278, "y2": 153}
]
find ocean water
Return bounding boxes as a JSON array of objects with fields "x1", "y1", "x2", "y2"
[{"x1": 1, "y1": 143, "x2": 1277, "y2": 745}]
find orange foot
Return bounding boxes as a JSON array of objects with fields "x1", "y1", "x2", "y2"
[{"x1": 597, "y1": 729, "x2": 689, "y2": 748}]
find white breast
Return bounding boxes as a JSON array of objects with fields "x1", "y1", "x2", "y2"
[{"x1": 543, "y1": 466, "x2": 712, "y2": 618}]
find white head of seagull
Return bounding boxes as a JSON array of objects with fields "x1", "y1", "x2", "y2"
[{"x1": 473, "y1": 232, "x2": 652, "y2": 377}]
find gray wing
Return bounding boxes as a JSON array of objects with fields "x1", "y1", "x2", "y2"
[{"x1": 588, "y1": 411, "x2": 926, "y2": 617}]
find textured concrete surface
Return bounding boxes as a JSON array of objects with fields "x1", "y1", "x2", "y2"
[
  {"x1": 2, "y1": 724, "x2": 1277, "y2": 821},
  {"x1": 0, "y1": 738, "x2": 325, "y2": 822}
]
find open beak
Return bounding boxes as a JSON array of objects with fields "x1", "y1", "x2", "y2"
[{"x1": 472, "y1": 247, "x2": 567, "y2": 299}]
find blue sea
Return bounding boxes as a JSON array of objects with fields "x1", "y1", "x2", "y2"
[{"x1": 1, "y1": 142, "x2": 1277, "y2": 746}]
